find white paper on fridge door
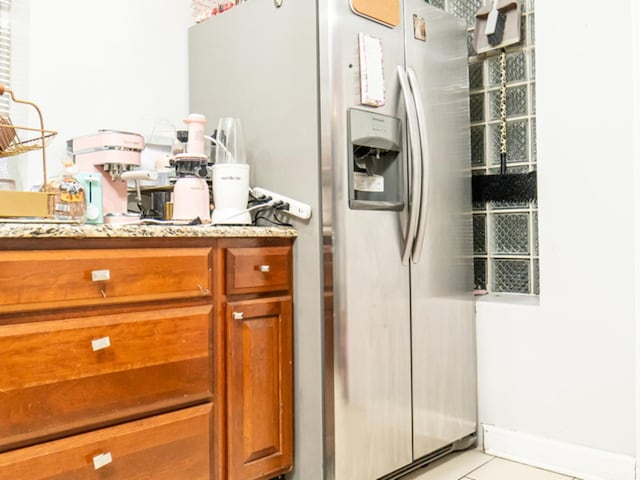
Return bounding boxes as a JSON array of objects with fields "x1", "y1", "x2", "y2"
[{"x1": 358, "y1": 33, "x2": 386, "y2": 107}]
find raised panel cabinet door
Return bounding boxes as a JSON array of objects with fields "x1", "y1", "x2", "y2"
[{"x1": 226, "y1": 298, "x2": 293, "y2": 480}]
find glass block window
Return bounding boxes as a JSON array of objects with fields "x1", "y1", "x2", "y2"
[{"x1": 429, "y1": 0, "x2": 539, "y2": 295}]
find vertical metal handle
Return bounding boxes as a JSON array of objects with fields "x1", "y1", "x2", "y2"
[
  {"x1": 407, "y1": 67, "x2": 430, "y2": 264},
  {"x1": 232, "y1": 312, "x2": 244, "y2": 320},
  {"x1": 92, "y1": 452, "x2": 113, "y2": 470},
  {"x1": 397, "y1": 65, "x2": 422, "y2": 266}
]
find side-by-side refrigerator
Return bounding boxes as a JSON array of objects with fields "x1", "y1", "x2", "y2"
[{"x1": 189, "y1": 1, "x2": 477, "y2": 479}]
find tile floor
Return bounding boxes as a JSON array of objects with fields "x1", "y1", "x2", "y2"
[{"x1": 403, "y1": 449, "x2": 582, "y2": 480}]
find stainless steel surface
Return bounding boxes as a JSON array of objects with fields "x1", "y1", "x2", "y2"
[
  {"x1": 404, "y1": 0, "x2": 476, "y2": 459},
  {"x1": 189, "y1": 4, "x2": 325, "y2": 479},
  {"x1": 323, "y1": 2, "x2": 414, "y2": 478},
  {"x1": 189, "y1": 2, "x2": 476, "y2": 479},
  {"x1": 397, "y1": 65, "x2": 422, "y2": 266},
  {"x1": 406, "y1": 67, "x2": 429, "y2": 263}
]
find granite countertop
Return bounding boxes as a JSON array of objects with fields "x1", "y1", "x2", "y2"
[{"x1": 0, "y1": 222, "x2": 297, "y2": 239}]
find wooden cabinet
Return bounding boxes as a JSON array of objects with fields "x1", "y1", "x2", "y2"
[
  {"x1": 0, "y1": 235, "x2": 295, "y2": 480},
  {"x1": 219, "y1": 242, "x2": 294, "y2": 480},
  {"x1": 226, "y1": 299, "x2": 293, "y2": 480}
]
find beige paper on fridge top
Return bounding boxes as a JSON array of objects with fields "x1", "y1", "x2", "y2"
[{"x1": 350, "y1": 0, "x2": 400, "y2": 27}]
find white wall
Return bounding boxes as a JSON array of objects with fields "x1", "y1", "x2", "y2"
[
  {"x1": 476, "y1": 0, "x2": 637, "y2": 477},
  {"x1": 16, "y1": 0, "x2": 192, "y2": 188}
]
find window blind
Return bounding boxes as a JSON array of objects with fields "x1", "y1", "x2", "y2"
[{"x1": 0, "y1": 0, "x2": 10, "y2": 114}]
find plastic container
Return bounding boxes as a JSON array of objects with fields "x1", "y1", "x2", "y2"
[
  {"x1": 215, "y1": 117, "x2": 246, "y2": 164},
  {"x1": 42, "y1": 161, "x2": 87, "y2": 222}
]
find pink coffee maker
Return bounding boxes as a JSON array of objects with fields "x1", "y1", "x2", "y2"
[{"x1": 69, "y1": 130, "x2": 146, "y2": 224}]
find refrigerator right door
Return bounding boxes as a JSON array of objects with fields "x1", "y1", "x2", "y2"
[{"x1": 403, "y1": 2, "x2": 478, "y2": 459}]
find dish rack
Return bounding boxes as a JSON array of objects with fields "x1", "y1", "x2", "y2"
[{"x1": 0, "y1": 84, "x2": 58, "y2": 219}]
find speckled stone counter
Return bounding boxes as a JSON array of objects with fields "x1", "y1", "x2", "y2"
[{"x1": 0, "y1": 222, "x2": 297, "y2": 239}]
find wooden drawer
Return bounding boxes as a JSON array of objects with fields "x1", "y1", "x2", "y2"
[
  {"x1": 0, "y1": 248, "x2": 213, "y2": 314},
  {"x1": 0, "y1": 305, "x2": 212, "y2": 451},
  {"x1": 226, "y1": 246, "x2": 292, "y2": 295},
  {"x1": 0, "y1": 403, "x2": 212, "y2": 480}
]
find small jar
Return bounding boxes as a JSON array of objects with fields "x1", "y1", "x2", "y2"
[{"x1": 43, "y1": 162, "x2": 87, "y2": 222}]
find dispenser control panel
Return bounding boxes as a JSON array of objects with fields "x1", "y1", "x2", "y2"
[{"x1": 347, "y1": 108, "x2": 403, "y2": 210}]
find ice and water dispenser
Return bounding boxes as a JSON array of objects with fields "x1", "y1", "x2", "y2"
[{"x1": 347, "y1": 108, "x2": 403, "y2": 210}]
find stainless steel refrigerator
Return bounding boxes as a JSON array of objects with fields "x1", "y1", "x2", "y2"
[{"x1": 189, "y1": 1, "x2": 476, "y2": 479}]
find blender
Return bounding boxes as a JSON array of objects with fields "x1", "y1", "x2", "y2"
[
  {"x1": 210, "y1": 117, "x2": 250, "y2": 225},
  {"x1": 171, "y1": 113, "x2": 211, "y2": 222}
]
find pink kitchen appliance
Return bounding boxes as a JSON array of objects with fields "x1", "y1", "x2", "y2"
[
  {"x1": 68, "y1": 130, "x2": 146, "y2": 224},
  {"x1": 170, "y1": 114, "x2": 211, "y2": 222}
]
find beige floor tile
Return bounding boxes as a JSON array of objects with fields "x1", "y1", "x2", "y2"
[
  {"x1": 402, "y1": 449, "x2": 494, "y2": 480},
  {"x1": 466, "y1": 458, "x2": 573, "y2": 480}
]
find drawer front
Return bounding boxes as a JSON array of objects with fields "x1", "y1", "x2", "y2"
[
  {"x1": 226, "y1": 246, "x2": 292, "y2": 295},
  {"x1": 0, "y1": 248, "x2": 212, "y2": 314},
  {"x1": 0, "y1": 404, "x2": 212, "y2": 480},
  {"x1": 0, "y1": 305, "x2": 212, "y2": 451}
]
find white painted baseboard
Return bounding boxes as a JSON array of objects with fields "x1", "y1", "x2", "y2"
[{"x1": 482, "y1": 424, "x2": 636, "y2": 480}]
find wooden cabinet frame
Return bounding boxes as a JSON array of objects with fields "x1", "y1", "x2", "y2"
[{"x1": 0, "y1": 235, "x2": 295, "y2": 480}]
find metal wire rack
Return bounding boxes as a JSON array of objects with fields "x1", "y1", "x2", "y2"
[{"x1": 0, "y1": 84, "x2": 57, "y2": 183}]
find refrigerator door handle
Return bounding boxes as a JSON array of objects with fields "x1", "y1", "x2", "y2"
[
  {"x1": 397, "y1": 65, "x2": 422, "y2": 266},
  {"x1": 407, "y1": 67, "x2": 430, "y2": 264}
]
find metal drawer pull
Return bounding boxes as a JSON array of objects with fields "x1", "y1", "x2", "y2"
[
  {"x1": 232, "y1": 312, "x2": 244, "y2": 320},
  {"x1": 91, "y1": 336, "x2": 111, "y2": 352},
  {"x1": 91, "y1": 269, "x2": 111, "y2": 282},
  {"x1": 259, "y1": 264, "x2": 270, "y2": 273},
  {"x1": 92, "y1": 452, "x2": 113, "y2": 470}
]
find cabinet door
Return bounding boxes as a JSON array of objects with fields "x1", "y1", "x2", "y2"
[{"x1": 226, "y1": 298, "x2": 293, "y2": 480}]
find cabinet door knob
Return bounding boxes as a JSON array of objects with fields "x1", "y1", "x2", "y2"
[
  {"x1": 91, "y1": 269, "x2": 111, "y2": 282},
  {"x1": 92, "y1": 452, "x2": 113, "y2": 470},
  {"x1": 91, "y1": 336, "x2": 111, "y2": 352},
  {"x1": 232, "y1": 312, "x2": 244, "y2": 320},
  {"x1": 259, "y1": 264, "x2": 270, "y2": 273}
]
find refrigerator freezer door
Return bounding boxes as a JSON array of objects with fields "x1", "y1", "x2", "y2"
[
  {"x1": 322, "y1": 1, "x2": 414, "y2": 479},
  {"x1": 404, "y1": 2, "x2": 477, "y2": 460}
]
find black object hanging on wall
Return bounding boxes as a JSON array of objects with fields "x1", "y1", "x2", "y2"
[{"x1": 471, "y1": 49, "x2": 537, "y2": 204}]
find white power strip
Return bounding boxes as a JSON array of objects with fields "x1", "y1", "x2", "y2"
[{"x1": 252, "y1": 187, "x2": 312, "y2": 220}]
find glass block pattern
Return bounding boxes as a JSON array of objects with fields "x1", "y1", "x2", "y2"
[
  {"x1": 446, "y1": 0, "x2": 539, "y2": 295},
  {"x1": 469, "y1": 62, "x2": 483, "y2": 91},
  {"x1": 469, "y1": 93, "x2": 484, "y2": 123},
  {"x1": 473, "y1": 214, "x2": 486, "y2": 254},
  {"x1": 489, "y1": 51, "x2": 527, "y2": 86},
  {"x1": 492, "y1": 214, "x2": 529, "y2": 254},
  {"x1": 474, "y1": 258, "x2": 487, "y2": 290},
  {"x1": 470, "y1": 126, "x2": 485, "y2": 166},
  {"x1": 449, "y1": 0, "x2": 482, "y2": 27},
  {"x1": 494, "y1": 259, "x2": 530, "y2": 293},
  {"x1": 427, "y1": 0, "x2": 446, "y2": 9},
  {"x1": 489, "y1": 85, "x2": 528, "y2": 120},
  {"x1": 490, "y1": 120, "x2": 528, "y2": 165}
]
